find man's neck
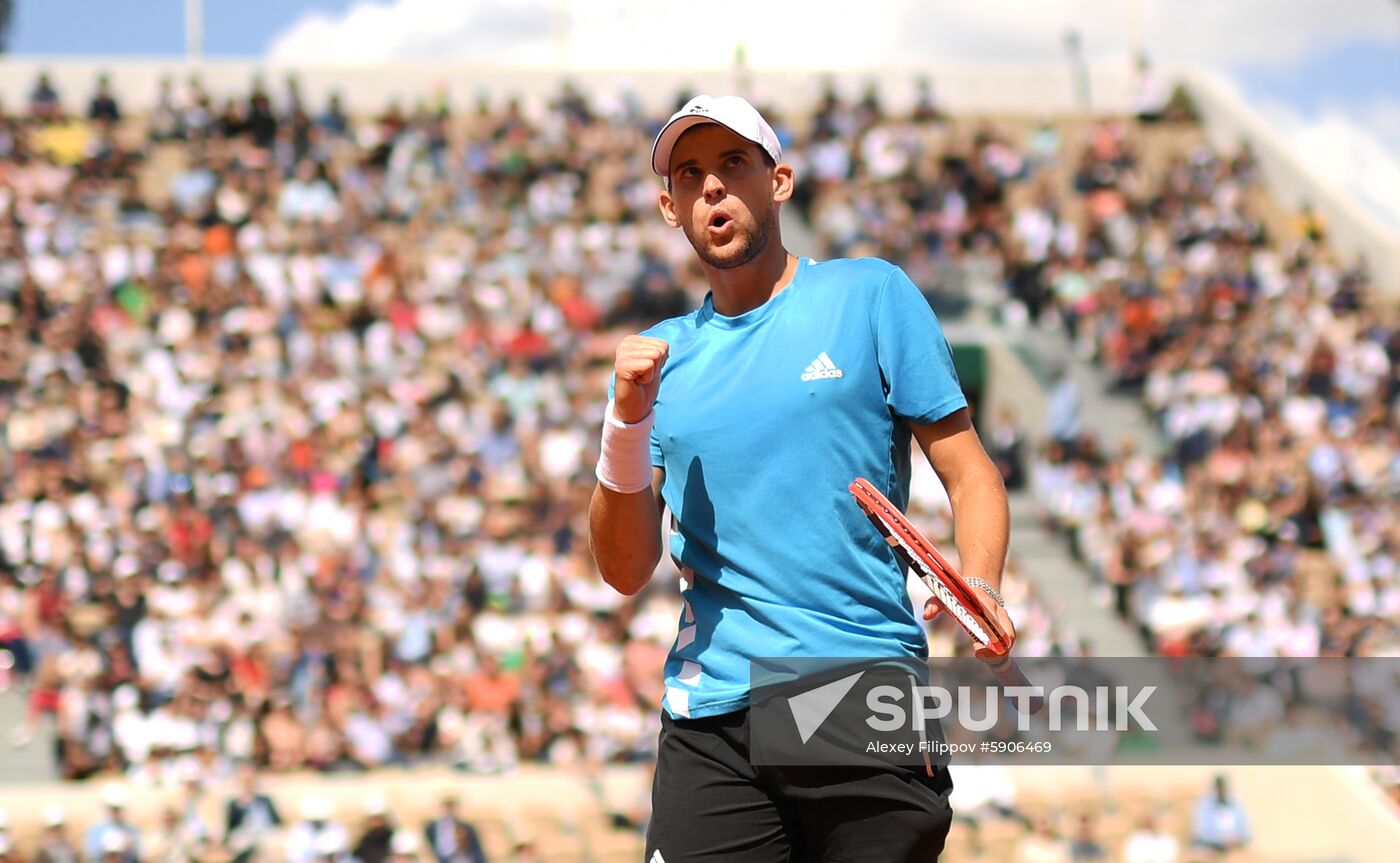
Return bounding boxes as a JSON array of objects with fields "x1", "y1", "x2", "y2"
[{"x1": 705, "y1": 244, "x2": 799, "y2": 317}]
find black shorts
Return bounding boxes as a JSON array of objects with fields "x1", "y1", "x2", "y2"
[{"x1": 645, "y1": 709, "x2": 954, "y2": 863}]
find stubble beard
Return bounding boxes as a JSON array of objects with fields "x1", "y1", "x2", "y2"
[{"x1": 685, "y1": 207, "x2": 777, "y2": 270}]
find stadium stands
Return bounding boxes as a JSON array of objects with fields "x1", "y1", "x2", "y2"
[
  {"x1": 0, "y1": 65, "x2": 1397, "y2": 861},
  {"x1": 1011, "y1": 113, "x2": 1400, "y2": 667},
  {"x1": 0, "y1": 69, "x2": 1078, "y2": 785}
]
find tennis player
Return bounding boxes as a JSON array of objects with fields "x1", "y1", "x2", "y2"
[{"x1": 589, "y1": 94, "x2": 1016, "y2": 862}]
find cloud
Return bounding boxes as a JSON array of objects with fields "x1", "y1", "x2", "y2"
[
  {"x1": 266, "y1": 0, "x2": 1398, "y2": 70},
  {"x1": 1251, "y1": 96, "x2": 1400, "y2": 230},
  {"x1": 905, "y1": 0, "x2": 1398, "y2": 67},
  {"x1": 266, "y1": 0, "x2": 557, "y2": 67},
  {"x1": 1360, "y1": 98, "x2": 1400, "y2": 157},
  {"x1": 268, "y1": 0, "x2": 903, "y2": 69}
]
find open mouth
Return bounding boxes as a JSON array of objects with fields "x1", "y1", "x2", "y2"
[{"x1": 709, "y1": 213, "x2": 732, "y2": 230}]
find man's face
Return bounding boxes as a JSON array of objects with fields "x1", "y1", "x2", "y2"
[{"x1": 659, "y1": 124, "x2": 787, "y2": 270}]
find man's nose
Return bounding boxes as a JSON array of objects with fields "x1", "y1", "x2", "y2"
[{"x1": 702, "y1": 172, "x2": 725, "y2": 201}]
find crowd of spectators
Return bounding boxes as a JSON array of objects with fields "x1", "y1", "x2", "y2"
[
  {"x1": 0, "y1": 69, "x2": 1080, "y2": 794},
  {"x1": 1000, "y1": 774, "x2": 1249, "y2": 863},
  {"x1": 14, "y1": 61, "x2": 1393, "y2": 850},
  {"x1": 0, "y1": 767, "x2": 1237, "y2": 863},
  {"x1": 0, "y1": 775, "x2": 539, "y2": 863},
  {"x1": 1022, "y1": 123, "x2": 1400, "y2": 665},
  {"x1": 933, "y1": 766, "x2": 1250, "y2": 863}
]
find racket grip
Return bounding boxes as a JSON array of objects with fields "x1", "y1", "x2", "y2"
[{"x1": 986, "y1": 653, "x2": 1044, "y2": 715}]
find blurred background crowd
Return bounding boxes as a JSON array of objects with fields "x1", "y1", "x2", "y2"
[
  {"x1": 0, "y1": 69, "x2": 1089, "y2": 788},
  {"x1": 0, "y1": 63, "x2": 1395, "y2": 861},
  {"x1": 1016, "y1": 129, "x2": 1400, "y2": 664}
]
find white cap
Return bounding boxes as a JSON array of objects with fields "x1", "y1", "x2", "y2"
[
  {"x1": 650, "y1": 94, "x2": 781, "y2": 177},
  {"x1": 176, "y1": 757, "x2": 203, "y2": 784},
  {"x1": 300, "y1": 797, "x2": 333, "y2": 822},
  {"x1": 113, "y1": 685, "x2": 140, "y2": 712},
  {"x1": 313, "y1": 830, "x2": 346, "y2": 856},
  {"x1": 100, "y1": 831, "x2": 129, "y2": 854},
  {"x1": 42, "y1": 805, "x2": 66, "y2": 827},
  {"x1": 0, "y1": 835, "x2": 11, "y2": 855},
  {"x1": 364, "y1": 794, "x2": 388, "y2": 817},
  {"x1": 101, "y1": 783, "x2": 130, "y2": 808},
  {"x1": 390, "y1": 831, "x2": 420, "y2": 855},
  {"x1": 112, "y1": 554, "x2": 140, "y2": 580}
]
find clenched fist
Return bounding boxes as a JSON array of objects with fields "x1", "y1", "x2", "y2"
[{"x1": 613, "y1": 336, "x2": 670, "y2": 423}]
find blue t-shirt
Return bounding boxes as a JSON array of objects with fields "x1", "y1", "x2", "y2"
[{"x1": 639, "y1": 256, "x2": 967, "y2": 719}]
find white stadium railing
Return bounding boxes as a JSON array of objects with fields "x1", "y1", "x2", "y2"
[
  {"x1": 0, "y1": 58, "x2": 1134, "y2": 116},
  {"x1": 1181, "y1": 68, "x2": 1400, "y2": 300}
]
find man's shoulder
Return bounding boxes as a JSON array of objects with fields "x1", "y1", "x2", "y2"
[
  {"x1": 803, "y1": 256, "x2": 910, "y2": 307},
  {"x1": 638, "y1": 307, "x2": 705, "y2": 342},
  {"x1": 806, "y1": 255, "x2": 902, "y2": 284}
]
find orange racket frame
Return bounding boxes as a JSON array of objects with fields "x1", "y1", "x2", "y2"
[{"x1": 850, "y1": 477, "x2": 1039, "y2": 706}]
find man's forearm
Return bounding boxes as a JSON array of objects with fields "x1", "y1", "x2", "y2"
[
  {"x1": 588, "y1": 484, "x2": 662, "y2": 595},
  {"x1": 948, "y1": 464, "x2": 1010, "y2": 590}
]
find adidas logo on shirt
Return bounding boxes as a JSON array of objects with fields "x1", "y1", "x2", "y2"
[{"x1": 801, "y1": 352, "x2": 844, "y2": 381}]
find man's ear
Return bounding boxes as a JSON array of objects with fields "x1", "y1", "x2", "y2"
[
  {"x1": 658, "y1": 188, "x2": 681, "y2": 228},
  {"x1": 772, "y1": 163, "x2": 795, "y2": 204}
]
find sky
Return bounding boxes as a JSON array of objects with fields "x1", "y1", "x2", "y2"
[{"x1": 7, "y1": 0, "x2": 1400, "y2": 226}]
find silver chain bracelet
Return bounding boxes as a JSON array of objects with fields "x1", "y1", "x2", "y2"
[{"x1": 965, "y1": 576, "x2": 1006, "y2": 608}]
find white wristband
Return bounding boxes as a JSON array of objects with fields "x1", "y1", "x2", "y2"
[{"x1": 596, "y1": 399, "x2": 655, "y2": 493}]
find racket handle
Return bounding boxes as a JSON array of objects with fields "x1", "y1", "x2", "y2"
[{"x1": 985, "y1": 653, "x2": 1044, "y2": 715}]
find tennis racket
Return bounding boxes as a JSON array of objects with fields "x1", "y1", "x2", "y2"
[{"x1": 850, "y1": 477, "x2": 1041, "y2": 712}]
